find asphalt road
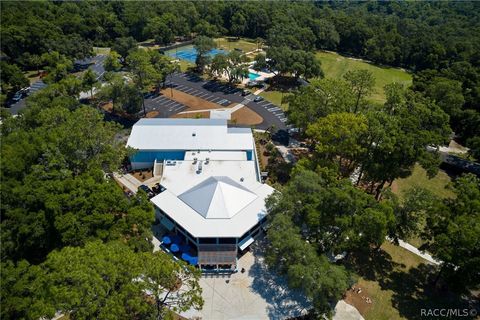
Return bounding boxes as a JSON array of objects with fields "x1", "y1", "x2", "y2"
[
  {"x1": 165, "y1": 72, "x2": 287, "y2": 131},
  {"x1": 7, "y1": 54, "x2": 106, "y2": 115}
]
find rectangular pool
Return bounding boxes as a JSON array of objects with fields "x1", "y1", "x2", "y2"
[
  {"x1": 165, "y1": 45, "x2": 227, "y2": 63},
  {"x1": 248, "y1": 72, "x2": 261, "y2": 80}
]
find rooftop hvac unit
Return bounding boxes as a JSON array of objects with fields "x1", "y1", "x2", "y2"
[{"x1": 196, "y1": 161, "x2": 203, "y2": 174}]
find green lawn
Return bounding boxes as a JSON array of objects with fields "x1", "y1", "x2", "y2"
[
  {"x1": 93, "y1": 47, "x2": 110, "y2": 55},
  {"x1": 393, "y1": 164, "x2": 454, "y2": 201},
  {"x1": 315, "y1": 51, "x2": 412, "y2": 104},
  {"x1": 215, "y1": 37, "x2": 259, "y2": 53}
]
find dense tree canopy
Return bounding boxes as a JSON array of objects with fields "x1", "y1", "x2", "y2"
[{"x1": 1, "y1": 241, "x2": 203, "y2": 320}]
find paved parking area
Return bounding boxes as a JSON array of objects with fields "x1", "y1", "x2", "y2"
[
  {"x1": 143, "y1": 93, "x2": 188, "y2": 118},
  {"x1": 166, "y1": 73, "x2": 288, "y2": 130}
]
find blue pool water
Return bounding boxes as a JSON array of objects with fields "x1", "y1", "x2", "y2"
[
  {"x1": 248, "y1": 72, "x2": 261, "y2": 80},
  {"x1": 165, "y1": 45, "x2": 227, "y2": 63}
]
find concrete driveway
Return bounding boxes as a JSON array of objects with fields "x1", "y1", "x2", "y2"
[{"x1": 182, "y1": 241, "x2": 310, "y2": 320}]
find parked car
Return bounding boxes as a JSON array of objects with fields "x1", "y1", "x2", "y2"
[
  {"x1": 11, "y1": 88, "x2": 29, "y2": 102},
  {"x1": 138, "y1": 184, "x2": 155, "y2": 198},
  {"x1": 254, "y1": 96, "x2": 264, "y2": 102}
]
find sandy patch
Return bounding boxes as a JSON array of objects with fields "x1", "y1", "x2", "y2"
[
  {"x1": 231, "y1": 107, "x2": 263, "y2": 126},
  {"x1": 160, "y1": 88, "x2": 222, "y2": 111}
]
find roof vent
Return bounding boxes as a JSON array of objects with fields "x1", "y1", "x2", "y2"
[
  {"x1": 240, "y1": 177, "x2": 244, "y2": 182},
  {"x1": 205, "y1": 158, "x2": 209, "y2": 165},
  {"x1": 193, "y1": 158, "x2": 197, "y2": 165},
  {"x1": 192, "y1": 132, "x2": 196, "y2": 137},
  {"x1": 196, "y1": 161, "x2": 203, "y2": 174}
]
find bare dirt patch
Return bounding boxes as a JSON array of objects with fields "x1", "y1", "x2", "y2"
[
  {"x1": 146, "y1": 111, "x2": 159, "y2": 118},
  {"x1": 160, "y1": 88, "x2": 222, "y2": 111},
  {"x1": 171, "y1": 111, "x2": 210, "y2": 119},
  {"x1": 344, "y1": 285, "x2": 373, "y2": 316},
  {"x1": 231, "y1": 107, "x2": 263, "y2": 126}
]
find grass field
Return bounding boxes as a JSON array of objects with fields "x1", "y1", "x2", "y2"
[
  {"x1": 393, "y1": 164, "x2": 454, "y2": 201},
  {"x1": 215, "y1": 37, "x2": 259, "y2": 53},
  {"x1": 316, "y1": 51, "x2": 412, "y2": 104}
]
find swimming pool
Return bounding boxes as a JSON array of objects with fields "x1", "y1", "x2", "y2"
[
  {"x1": 248, "y1": 72, "x2": 261, "y2": 80},
  {"x1": 165, "y1": 45, "x2": 227, "y2": 63}
]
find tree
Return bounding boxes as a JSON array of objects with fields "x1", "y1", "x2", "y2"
[
  {"x1": 98, "y1": 73, "x2": 126, "y2": 113},
  {"x1": 0, "y1": 62, "x2": 29, "y2": 92},
  {"x1": 193, "y1": 36, "x2": 216, "y2": 73},
  {"x1": 422, "y1": 174, "x2": 480, "y2": 291},
  {"x1": 112, "y1": 36, "x2": 137, "y2": 61},
  {"x1": 41, "y1": 51, "x2": 73, "y2": 84},
  {"x1": 104, "y1": 50, "x2": 122, "y2": 72},
  {"x1": 230, "y1": 12, "x2": 247, "y2": 38},
  {"x1": 252, "y1": 53, "x2": 267, "y2": 72},
  {"x1": 286, "y1": 78, "x2": 354, "y2": 131},
  {"x1": 10, "y1": 241, "x2": 203, "y2": 320},
  {"x1": 343, "y1": 69, "x2": 375, "y2": 113},
  {"x1": 266, "y1": 46, "x2": 323, "y2": 80},
  {"x1": 1, "y1": 103, "x2": 153, "y2": 263},
  {"x1": 126, "y1": 49, "x2": 157, "y2": 115},
  {"x1": 149, "y1": 51, "x2": 178, "y2": 92},
  {"x1": 146, "y1": 17, "x2": 174, "y2": 46},
  {"x1": 81, "y1": 69, "x2": 99, "y2": 99},
  {"x1": 306, "y1": 112, "x2": 368, "y2": 175},
  {"x1": 121, "y1": 83, "x2": 143, "y2": 114}
]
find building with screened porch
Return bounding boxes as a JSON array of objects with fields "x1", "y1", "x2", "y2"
[{"x1": 127, "y1": 118, "x2": 275, "y2": 271}]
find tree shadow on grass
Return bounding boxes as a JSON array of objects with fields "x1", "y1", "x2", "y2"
[
  {"x1": 343, "y1": 249, "x2": 403, "y2": 282},
  {"x1": 344, "y1": 247, "x2": 479, "y2": 320},
  {"x1": 382, "y1": 263, "x2": 479, "y2": 320}
]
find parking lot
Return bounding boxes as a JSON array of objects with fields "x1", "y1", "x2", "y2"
[
  {"x1": 143, "y1": 92, "x2": 188, "y2": 118},
  {"x1": 165, "y1": 73, "x2": 288, "y2": 130}
]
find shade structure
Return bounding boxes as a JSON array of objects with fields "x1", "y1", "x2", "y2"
[
  {"x1": 162, "y1": 236, "x2": 172, "y2": 245},
  {"x1": 181, "y1": 252, "x2": 192, "y2": 262},
  {"x1": 170, "y1": 243, "x2": 180, "y2": 252}
]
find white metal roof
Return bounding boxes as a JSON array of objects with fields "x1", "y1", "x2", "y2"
[
  {"x1": 150, "y1": 158, "x2": 276, "y2": 238},
  {"x1": 127, "y1": 118, "x2": 254, "y2": 151},
  {"x1": 184, "y1": 150, "x2": 247, "y2": 161},
  {"x1": 178, "y1": 176, "x2": 258, "y2": 219},
  {"x1": 151, "y1": 182, "x2": 274, "y2": 238},
  {"x1": 159, "y1": 159, "x2": 258, "y2": 196}
]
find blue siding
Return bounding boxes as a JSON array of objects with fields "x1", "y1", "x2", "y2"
[{"x1": 131, "y1": 151, "x2": 185, "y2": 163}]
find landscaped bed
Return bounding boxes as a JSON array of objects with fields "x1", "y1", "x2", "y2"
[{"x1": 231, "y1": 107, "x2": 263, "y2": 125}]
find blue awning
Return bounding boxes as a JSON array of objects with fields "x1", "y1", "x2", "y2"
[{"x1": 238, "y1": 236, "x2": 254, "y2": 251}]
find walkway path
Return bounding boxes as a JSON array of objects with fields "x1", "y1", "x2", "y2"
[
  {"x1": 113, "y1": 172, "x2": 141, "y2": 193},
  {"x1": 394, "y1": 238, "x2": 441, "y2": 265}
]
